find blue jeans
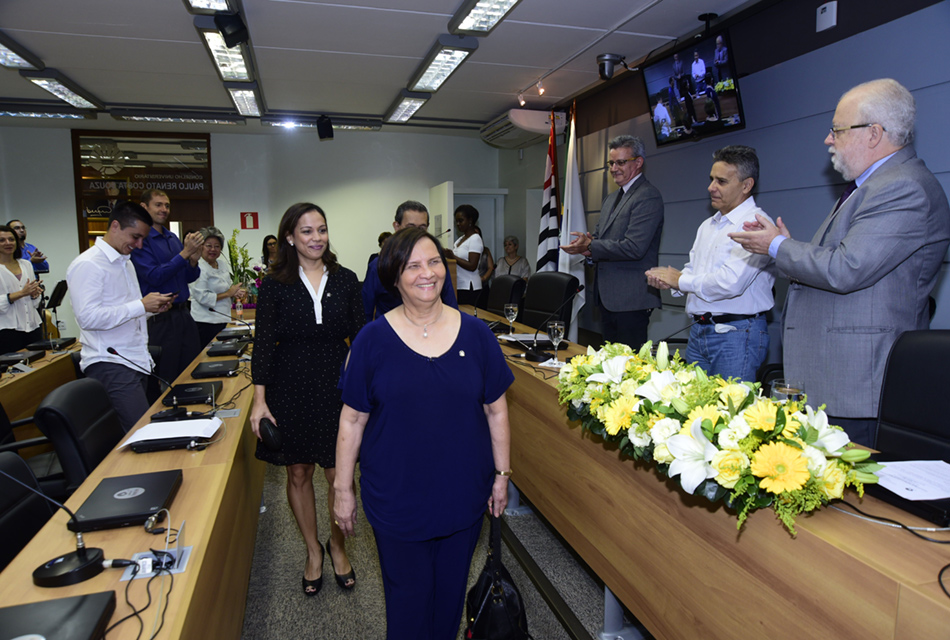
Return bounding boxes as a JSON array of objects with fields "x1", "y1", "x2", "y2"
[{"x1": 685, "y1": 315, "x2": 769, "y2": 382}]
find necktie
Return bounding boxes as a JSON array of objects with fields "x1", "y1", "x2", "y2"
[
  {"x1": 834, "y1": 181, "x2": 857, "y2": 212},
  {"x1": 609, "y1": 188, "x2": 625, "y2": 215}
]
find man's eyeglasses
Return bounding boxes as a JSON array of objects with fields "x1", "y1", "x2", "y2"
[
  {"x1": 10, "y1": 225, "x2": 25, "y2": 231},
  {"x1": 828, "y1": 123, "x2": 885, "y2": 139},
  {"x1": 606, "y1": 158, "x2": 638, "y2": 168}
]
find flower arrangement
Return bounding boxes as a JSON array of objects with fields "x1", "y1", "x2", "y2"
[
  {"x1": 557, "y1": 341, "x2": 881, "y2": 534},
  {"x1": 226, "y1": 229, "x2": 258, "y2": 297}
]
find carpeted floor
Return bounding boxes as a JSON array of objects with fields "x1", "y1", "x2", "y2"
[{"x1": 241, "y1": 463, "x2": 648, "y2": 639}]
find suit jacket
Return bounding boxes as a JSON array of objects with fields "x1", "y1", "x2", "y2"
[
  {"x1": 779, "y1": 146, "x2": 950, "y2": 418},
  {"x1": 590, "y1": 175, "x2": 664, "y2": 312}
]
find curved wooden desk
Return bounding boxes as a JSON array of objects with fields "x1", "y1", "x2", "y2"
[
  {"x1": 0, "y1": 338, "x2": 265, "y2": 639},
  {"x1": 473, "y1": 308, "x2": 950, "y2": 640}
]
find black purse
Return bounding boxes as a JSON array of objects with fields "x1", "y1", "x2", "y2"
[{"x1": 465, "y1": 514, "x2": 529, "y2": 640}]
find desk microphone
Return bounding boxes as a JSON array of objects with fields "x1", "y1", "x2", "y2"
[
  {"x1": 205, "y1": 307, "x2": 254, "y2": 337},
  {"x1": 0, "y1": 466, "x2": 104, "y2": 587},
  {"x1": 524, "y1": 285, "x2": 585, "y2": 363},
  {"x1": 107, "y1": 347, "x2": 174, "y2": 390}
]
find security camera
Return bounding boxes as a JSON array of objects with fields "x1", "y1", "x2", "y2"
[{"x1": 597, "y1": 53, "x2": 629, "y2": 81}]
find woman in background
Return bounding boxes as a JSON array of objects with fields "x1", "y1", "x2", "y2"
[
  {"x1": 189, "y1": 227, "x2": 245, "y2": 346},
  {"x1": 452, "y1": 204, "x2": 483, "y2": 306},
  {"x1": 0, "y1": 224, "x2": 41, "y2": 353},
  {"x1": 260, "y1": 234, "x2": 279, "y2": 272},
  {"x1": 335, "y1": 227, "x2": 512, "y2": 639},
  {"x1": 251, "y1": 204, "x2": 363, "y2": 596},
  {"x1": 493, "y1": 235, "x2": 531, "y2": 281}
]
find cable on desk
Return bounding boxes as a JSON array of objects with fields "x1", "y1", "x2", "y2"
[
  {"x1": 503, "y1": 354, "x2": 560, "y2": 380},
  {"x1": 832, "y1": 502, "x2": 950, "y2": 541}
]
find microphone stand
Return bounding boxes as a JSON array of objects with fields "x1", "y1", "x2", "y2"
[
  {"x1": 205, "y1": 307, "x2": 253, "y2": 339},
  {"x1": 0, "y1": 466, "x2": 104, "y2": 587},
  {"x1": 524, "y1": 285, "x2": 585, "y2": 363},
  {"x1": 107, "y1": 346, "x2": 174, "y2": 391}
]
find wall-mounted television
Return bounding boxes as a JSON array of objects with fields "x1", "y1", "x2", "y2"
[{"x1": 642, "y1": 30, "x2": 745, "y2": 147}]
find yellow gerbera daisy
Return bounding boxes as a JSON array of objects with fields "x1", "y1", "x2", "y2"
[
  {"x1": 602, "y1": 395, "x2": 639, "y2": 436},
  {"x1": 750, "y1": 441, "x2": 810, "y2": 494},
  {"x1": 687, "y1": 404, "x2": 722, "y2": 429},
  {"x1": 743, "y1": 400, "x2": 796, "y2": 435}
]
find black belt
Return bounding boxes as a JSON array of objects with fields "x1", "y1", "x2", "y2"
[
  {"x1": 148, "y1": 301, "x2": 190, "y2": 323},
  {"x1": 168, "y1": 301, "x2": 190, "y2": 311},
  {"x1": 692, "y1": 312, "x2": 762, "y2": 325}
]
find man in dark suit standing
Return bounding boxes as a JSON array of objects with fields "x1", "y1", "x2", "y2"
[
  {"x1": 731, "y1": 79, "x2": 950, "y2": 446},
  {"x1": 562, "y1": 135, "x2": 664, "y2": 348}
]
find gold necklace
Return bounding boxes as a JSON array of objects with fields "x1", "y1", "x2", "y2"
[{"x1": 403, "y1": 305, "x2": 443, "y2": 339}]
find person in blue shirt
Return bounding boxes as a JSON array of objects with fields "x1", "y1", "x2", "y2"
[
  {"x1": 130, "y1": 189, "x2": 205, "y2": 383},
  {"x1": 7, "y1": 219, "x2": 48, "y2": 274},
  {"x1": 361, "y1": 200, "x2": 457, "y2": 322}
]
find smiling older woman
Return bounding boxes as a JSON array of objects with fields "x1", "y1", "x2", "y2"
[{"x1": 334, "y1": 226, "x2": 513, "y2": 640}]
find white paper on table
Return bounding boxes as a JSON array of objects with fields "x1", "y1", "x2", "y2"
[
  {"x1": 119, "y1": 417, "x2": 223, "y2": 450},
  {"x1": 876, "y1": 460, "x2": 950, "y2": 501}
]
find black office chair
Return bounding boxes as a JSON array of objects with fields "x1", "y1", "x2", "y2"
[
  {"x1": 756, "y1": 362, "x2": 785, "y2": 398},
  {"x1": 875, "y1": 330, "x2": 950, "y2": 461},
  {"x1": 521, "y1": 272, "x2": 580, "y2": 334},
  {"x1": 0, "y1": 402, "x2": 67, "y2": 501},
  {"x1": 486, "y1": 275, "x2": 528, "y2": 318},
  {"x1": 71, "y1": 345, "x2": 164, "y2": 405},
  {"x1": 0, "y1": 451, "x2": 56, "y2": 571},
  {"x1": 33, "y1": 378, "x2": 125, "y2": 495}
]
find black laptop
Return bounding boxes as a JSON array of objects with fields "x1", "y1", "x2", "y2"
[
  {"x1": 0, "y1": 591, "x2": 116, "y2": 640},
  {"x1": 192, "y1": 359, "x2": 240, "y2": 379},
  {"x1": 863, "y1": 455, "x2": 950, "y2": 526},
  {"x1": 162, "y1": 381, "x2": 223, "y2": 406},
  {"x1": 216, "y1": 327, "x2": 250, "y2": 341},
  {"x1": 0, "y1": 349, "x2": 45, "y2": 366},
  {"x1": 67, "y1": 469, "x2": 182, "y2": 532},
  {"x1": 207, "y1": 339, "x2": 250, "y2": 357}
]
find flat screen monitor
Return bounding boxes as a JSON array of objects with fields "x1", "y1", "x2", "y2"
[{"x1": 642, "y1": 30, "x2": 745, "y2": 147}]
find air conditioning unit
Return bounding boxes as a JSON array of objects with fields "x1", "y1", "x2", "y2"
[{"x1": 480, "y1": 110, "x2": 567, "y2": 149}]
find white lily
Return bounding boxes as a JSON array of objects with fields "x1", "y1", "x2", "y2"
[
  {"x1": 667, "y1": 419, "x2": 718, "y2": 494},
  {"x1": 635, "y1": 369, "x2": 678, "y2": 404},
  {"x1": 585, "y1": 355, "x2": 631, "y2": 385},
  {"x1": 798, "y1": 406, "x2": 850, "y2": 454}
]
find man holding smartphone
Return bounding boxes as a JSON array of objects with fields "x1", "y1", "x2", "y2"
[
  {"x1": 131, "y1": 189, "x2": 204, "y2": 383},
  {"x1": 67, "y1": 202, "x2": 176, "y2": 431}
]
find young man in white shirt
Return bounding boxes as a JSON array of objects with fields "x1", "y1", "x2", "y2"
[
  {"x1": 646, "y1": 145, "x2": 775, "y2": 381},
  {"x1": 67, "y1": 202, "x2": 175, "y2": 431}
]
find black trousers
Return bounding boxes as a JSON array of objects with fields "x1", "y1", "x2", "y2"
[
  {"x1": 148, "y1": 306, "x2": 201, "y2": 384},
  {"x1": 0, "y1": 326, "x2": 41, "y2": 354}
]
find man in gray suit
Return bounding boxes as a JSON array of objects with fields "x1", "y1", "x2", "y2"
[
  {"x1": 731, "y1": 78, "x2": 950, "y2": 446},
  {"x1": 562, "y1": 135, "x2": 664, "y2": 348}
]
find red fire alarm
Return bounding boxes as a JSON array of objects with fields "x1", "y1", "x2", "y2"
[{"x1": 241, "y1": 212, "x2": 259, "y2": 230}]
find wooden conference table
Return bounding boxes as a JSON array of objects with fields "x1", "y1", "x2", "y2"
[
  {"x1": 473, "y1": 307, "x2": 950, "y2": 640},
  {"x1": 0, "y1": 329, "x2": 264, "y2": 640}
]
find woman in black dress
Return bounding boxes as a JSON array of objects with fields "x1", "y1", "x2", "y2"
[{"x1": 250, "y1": 203, "x2": 363, "y2": 596}]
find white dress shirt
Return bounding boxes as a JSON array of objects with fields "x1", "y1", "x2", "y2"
[
  {"x1": 0, "y1": 259, "x2": 41, "y2": 333},
  {"x1": 676, "y1": 196, "x2": 776, "y2": 316},
  {"x1": 299, "y1": 265, "x2": 329, "y2": 324},
  {"x1": 190, "y1": 258, "x2": 233, "y2": 324},
  {"x1": 66, "y1": 237, "x2": 151, "y2": 372}
]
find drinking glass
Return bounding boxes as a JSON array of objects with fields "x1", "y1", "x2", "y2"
[
  {"x1": 771, "y1": 378, "x2": 804, "y2": 403},
  {"x1": 504, "y1": 304, "x2": 518, "y2": 335},
  {"x1": 547, "y1": 320, "x2": 565, "y2": 363}
]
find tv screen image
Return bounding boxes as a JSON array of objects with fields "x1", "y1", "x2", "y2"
[{"x1": 642, "y1": 30, "x2": 745, "y2": 146}]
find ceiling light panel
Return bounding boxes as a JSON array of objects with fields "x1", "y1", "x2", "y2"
[
  {"x1": 194, "y1": 16, "x2": 253, "y2": 82},
  {"x1": 111, "y1": 109, "x2": 245, "y2": 125},
  {"x1": 183, "y1": 0, "x2": 233, "y2": 14},
  {"x1": 0, "y1": 110, "x2": 91, "y2": 120},
  {"x1": 0, "y1": 32, "x2": 43, "y2": 70},
  {"x1": 19, "y1": 69, "x2": 103, "y2": 110},
  {"x1": 408, "y1": 35, "x2": 478, "y2": 93},
  {"x1": 225, "y1": 82, "x2": 261, "y2": 117},
  {"x1": 385, "y1": 90, "x2": 431, "y2": 124},
  {"x1": 449, "y1": 0, "x2": 523, "y2": 36}
]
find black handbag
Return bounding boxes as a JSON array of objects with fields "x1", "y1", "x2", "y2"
[{"x1": 465, "y1": 514, "x2": 529, "y2": 640}]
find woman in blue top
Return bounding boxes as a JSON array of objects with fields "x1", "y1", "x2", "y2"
[{"x1": 335, "y1": 227, "x2": 513, "y2": 640}]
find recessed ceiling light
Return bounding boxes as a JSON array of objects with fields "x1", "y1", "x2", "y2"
[
  {"x1": 449, "y1": 0, "x2": 523, "y2": 36},
  {"x1": 408, "y1": 35, "x2": 478, "y2": 93}
]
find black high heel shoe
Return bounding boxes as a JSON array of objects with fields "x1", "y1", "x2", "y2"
[
  {"x1": 302, "y1": 543, "x2": 324, "y2": 597},
  {"x1": 326, "y1": 537, "x2": 356, "y2": 590}
]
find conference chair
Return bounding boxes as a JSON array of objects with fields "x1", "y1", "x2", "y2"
[
  {"x1": 875, "y1": 330, "x2": 950, "y2": 461},
  {"x1": 0, "y1": 402, "x2": 67, "y2": 501},
  {"x1": 521, "y1": 272, "x2": 580, "y2": 334},
  {"x1": 33, "y1": 378, "x2": 125, "y2": 495},
  {"x1": 756, "y1": 362, "x2": 785, "y2": 397},
  {"x1": 0, "y1": 451, "x2": 56, "y2": 571},
  {"x1": 486, "y1": 275, "x2": 527, "y2": 318}
]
